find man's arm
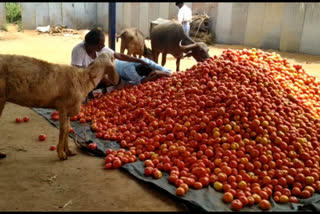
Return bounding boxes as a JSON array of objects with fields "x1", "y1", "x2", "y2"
[
  {"x1": 114, "y1": 52, "x2": 147, "y2": 65},
  {"x1": 141, "y1": 70, "x2": 171, "y2": 84},
  {"x1": 141, "y1": 58, "x2": 172, "y2": 74}
]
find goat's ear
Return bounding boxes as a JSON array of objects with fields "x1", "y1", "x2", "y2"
[
  {"x1": 105, "y1": 65, "x2": 119, "y2": 85},
  {"x1": 87, "y1": 60, "x2": 99, "y2": 79}
]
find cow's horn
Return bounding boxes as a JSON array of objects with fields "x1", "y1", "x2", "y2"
[{"x1": 179, "y1": 40, "x2": 197, "y2": 51}]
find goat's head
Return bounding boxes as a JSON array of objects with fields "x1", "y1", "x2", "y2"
[{"x1": 96, "y1": 53, "x2": 119, "y2": 86}]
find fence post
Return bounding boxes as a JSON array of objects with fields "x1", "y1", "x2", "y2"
[
  {"x1": 0, "y1": 3, "x2": 6, "y2": 30},
  {"x1": 108, "y1": 2, "x2": 116, "y2": 51}
]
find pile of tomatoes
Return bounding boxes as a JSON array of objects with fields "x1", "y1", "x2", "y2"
[{"x1": 73, "y1": 49, "x2": 320, "y2": 211}]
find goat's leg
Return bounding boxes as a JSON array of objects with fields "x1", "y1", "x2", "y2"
[
  {"x1": 64, "y1": 118, "x2": 76, "y2": 156},
  {"x1": 57, "y1": 109, "x2": 75, "y2": 160},
  {"x1": 176, "y1": 58, "x2": 181, "y2": 72},
  {"x1": 0, "y1": 101, "x2": 6, "y2": 158},
  {"x1": 161, "y1": 53, "x2": 167, "y2": 66},
  {"x1": 120, "y1": 44, "x2": 125, "y2": 54},
  {"x1": 0, "y1": 99, "x2": 5, "y2": 117},
  {"x1": 0, "y1": 83, "x2": 7, "y2": 158},
  {"x1": 0, "y1": 79, "x2": 5, "y2": 117}
]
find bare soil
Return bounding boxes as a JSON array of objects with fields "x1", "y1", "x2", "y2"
[{"x1": 0, "y1": 24, "x2": 319, "y2": 211}]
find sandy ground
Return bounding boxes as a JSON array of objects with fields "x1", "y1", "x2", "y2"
[{"x1": 0, "y1": 24, "x2": 319, "y2": 211}]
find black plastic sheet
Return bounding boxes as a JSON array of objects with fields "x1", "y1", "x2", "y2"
[{"x1": 32, "y1": 107, "x2": 320, "y2": 212}]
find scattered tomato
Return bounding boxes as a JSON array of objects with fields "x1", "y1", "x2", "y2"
[
  {"x1": 23, "y1": 116, "x2": 30, "y2": 122},
  {"x1": 38, "y1": 134, "x2": 47, "y2": 141}
]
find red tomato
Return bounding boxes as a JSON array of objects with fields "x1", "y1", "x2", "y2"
[
  {"x1": 259, "y1": 199, "x2": 271, "y2": 210},
  {"x1": 223, "y1": 192, "x2": 234, "y2": 203},
  {"x1": 153, "y1": 169, "x2": 162, "y2": 179},
  {"x1": 23, "y1": 116, "x2": 30, "y2": 122},
  {"x1": 199, "y1": 176, "x2": 210, "y2": 187},
  {"x1": 144, "y1": 167, "x2": 154, "y2": 176},
  {"x1": 180, "y1": 183, "x2": 189, "y2": 193},
  {"x1": 193, "y1": 181, "x2": 203, "y2": 189},
  {"x1": 112, "y1": 159, "x2": 122, "y2": 168},
  {"x1": 144, "y1": 159, "x2": 154, "y2": 168},
  {"x1": 88, "y1": 143, "x2": 97, "y2": 150},
  {"x1": 104, "y1": 163, "x2": 112, "y2": 169},
  {"x1": 231, "y1": 199, "x2": 243, "y2": 211},
  {"x1": 38, "y1": 134, "x2": 47, "y2": 141},
  {"x1": 49, "y1": 145, "x2": 56, "y2": 151},
  {"x1": 176, "y1": 187, "x2": 185, "y2": 196},
  {"x1": 15, "y1": 118, "x2": 23, "y2": 123}
]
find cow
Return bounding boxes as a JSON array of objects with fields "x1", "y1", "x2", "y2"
[
  {"x1": 150, "y1": 21, "x2": 210, "y2": 71},
  {"x1": 116, "y1": 28, "x2": 151, "y2": 59}
]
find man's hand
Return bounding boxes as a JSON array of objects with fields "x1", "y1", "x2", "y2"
[
  {"x1": 153, "y1": 70, "x2": 172, "y2": 78},
  {"x1": 142, "y1": 70, "x2": 171, "y2": 83}
]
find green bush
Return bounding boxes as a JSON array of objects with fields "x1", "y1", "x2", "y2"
[{"x1": 5, "y1": 2, "x2": 21, "y2": 23}]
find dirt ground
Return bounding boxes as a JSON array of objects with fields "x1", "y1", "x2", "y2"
[{"x1": 0, "y1": 24, "x2": 319, "y2": 211}]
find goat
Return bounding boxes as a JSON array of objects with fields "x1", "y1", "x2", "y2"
[{"x1": 0, "y1": 53, "x2": 119, "y2": 160}]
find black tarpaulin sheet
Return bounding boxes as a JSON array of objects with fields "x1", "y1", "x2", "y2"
[{"x1": 32, "y1": 107, "x2": 320, "y2": 212}]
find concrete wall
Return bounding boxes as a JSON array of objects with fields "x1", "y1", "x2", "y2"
[
  {"x1": 280, "y1": 3, "x2": 305, "y2": 53},
  {"x1": 21, "y1": 2, "x2": 97, "y2": 30},
  {"x1": 216, "y1": 3, "x2": 233, "y2": 44},
  {"x1": 299, "y1": 3, "x2": 320, "y2": 55},
  {"x1": 244, "y1": 3, "x2": 266, "y2": 48},
  {"x1": 0, "y1": 3, "x2": 5, "y2": 29},
  {"x1": 18, "y1": 2, "x2": 320, "y2": 55},
  {"x1": 48, "y1": 3, "x2": 63, "y2": 27},
  {"x1": 217, "y1": 2, "x2": 320, "y2": 55},
  {"x1": 97, "y1": 3, "x2": 108, "y2": 31},
  {"x1": 20, "y1": 2, "x2": 181, "y2": 35}
]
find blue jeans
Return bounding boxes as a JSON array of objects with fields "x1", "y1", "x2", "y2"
[{"x1": 182, "y1": 22, "x2": 190, "y2": 36}]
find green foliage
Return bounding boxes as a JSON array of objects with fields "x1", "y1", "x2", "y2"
[{"x1": 5, "y1": 2, "x2": 22, "y2": 24}]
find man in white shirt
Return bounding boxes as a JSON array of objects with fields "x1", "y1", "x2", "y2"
[
  {"x1": 71, "y1": 28, "x2": 148, "y2": 99},
  {"x1": 176, "y1": 2, "x2": 192, "y2": 36}
]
